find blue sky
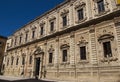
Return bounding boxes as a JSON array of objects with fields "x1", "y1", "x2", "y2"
[{"x1": 0, "y1": 0, "x2": 64, "y2": 37}]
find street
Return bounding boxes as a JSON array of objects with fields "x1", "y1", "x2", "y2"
[{"x1": 0, "y1": 79, "x2": 54, "y2": 82}]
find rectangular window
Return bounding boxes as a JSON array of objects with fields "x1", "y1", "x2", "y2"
[
  {"x1": 19, "y1": 36, "x2": 22, "y2": 44},
  {"x1": 11, "y1": 39, "x2": 13, "y2": 47},
  {"x1": 80, "y1": 46, "x2": 86, "y2": 60},
  {"x1": 62, "y1": 16, "x2": 67, "y2": 27},
  {"x1": 63, "y1": 50, "x2": 67, "y2": 62},
  {"x1": 97, "y1": 0, "x2": 105, "y2": 13},
  {"x1": 50, "y1": 21, "x2": 54, "y2": 32},
  {"x1": 49, "y1": 53, "x2": 53, "y2": 63},
  {"x1": 11, "y1": 57, "x2": 14, "y2": 65},
  {"x1": 103, "y1": 41, "x2": 112, "y2": 58},
  {"x1": 41, "y1": 27, "x2": 44, "y2": 35},
  {"x1": 15, "y1": 37, "x2": 17, "y2": 46},
  {"x1": 29, "y1": 56, "x2": 32, "y2": 64},
  {"x1": 16, "y1": 58, "x2": 19, "y2": 65},
  {"x1": 77, "y1": 8, "x2": 84, "y2": 20},
  {"x1": 7, "y1": 58, "x2": 9, "y2": 66},
  {"x1": 25, "y1": 33, "x2": 28, "y2": 42},
  {"x1": 22, "y1": 57, "x2": 25, "y2": 65},
  {"x1": 32, "y1": 30, "x2": 35, "y2": 39}
]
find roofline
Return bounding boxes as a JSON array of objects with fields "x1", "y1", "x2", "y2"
[
  {"x1": 0, "y1": 35, "x2": 7, "y2": 39},
  {"x1": 13, "y1": 0, "x2": 70, "y2": 35}
]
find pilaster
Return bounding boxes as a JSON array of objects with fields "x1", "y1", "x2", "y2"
[
  {"x1": 69, "y1": 32, "x2": 75, "y2": 65},
  {"x1": 89, "y1": 27, "x2": 98, "y2": 65}
]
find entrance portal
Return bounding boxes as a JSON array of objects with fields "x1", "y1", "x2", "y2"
[{"x1": 35, "y1": 57, "x2": 40, "y2": 77}]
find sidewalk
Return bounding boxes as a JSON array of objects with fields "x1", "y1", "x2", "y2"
[
  {"x1": 0, "y1": 75, "x2": 75, "y2": 82},
  {"x1": 42, "y1": 78, "x2": 76, "y2": 82},
  {"x1": 0, "y1": 75, "x2": 29, "y2": 81}
]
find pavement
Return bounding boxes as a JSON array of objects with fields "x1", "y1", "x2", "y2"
[
  {"x1": 0, "y1": 75, "x2": 29, "y2": 81},
  {"x1": 0, "y1": 75, "x2": 73, "y2": 82},
  {"x1": 0, "y1": 76, "x2": 53, "y2": 82}
]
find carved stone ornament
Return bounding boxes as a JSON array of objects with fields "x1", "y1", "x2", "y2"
[
  {"x1": 40, "y1": 21, "x2": 45, "y2": 26},
  {"x1": 48, "y1": 45, "x2": 54, "y2": 53},
  {"x1": 74, "y1": 1, "x2": 86, "y2": 9},
  {"x1": 77, "y1": 40, "x2": 88, "y2": 46},
  {"x1": 22, "y1": 53, "x2": 26, "y2": 57},
  {"x1": 98, "y1": 34, "x2": 114, "y2": 42},
  {"x1": 60, "y1": 43, "x2": 70, "y2": 49},
  {"x1": 60, "y1": 9, "x2": 69, "y2": 16},
  {"x1": 89, "y1": 29, "x2": 95, "y2": 33},
  {"x1": 31, "y1": 25, "x2": 37, "y2": 30},
  {"x1": 49, "y1": 16, "x2": 56, "y2": 21},
  {"x1": 24, "y1": 29, "x2": 29, "y2": 33},
  {"x1": 34, "y1": 47, "x2": 44, "y2": 55},
  {"x1": 115, "y1": 22, "x2": 120, "y2": 26},
  {"x1": 100, "y1": 57, "x2": 118, "y2": 63}
]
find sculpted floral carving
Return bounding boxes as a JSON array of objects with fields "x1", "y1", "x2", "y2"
[
  {"x1": 74, "y1": 1, "x2": 86, "y2": 9},
  {"x1": 60, "y1": 9, "x2": 69, "y2": 16},
  {"x1": 34, "y1": 47, "x2": 44, "y2": 55}
]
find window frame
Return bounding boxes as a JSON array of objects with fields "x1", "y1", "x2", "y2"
[
  {"x1": 7, "y1": 58, "x2": 9, "y2": 66},
  {"x1": 97, "y1": 0, "x2": 105, "y2": 13},
  {"x1": 40, "y1": 26, "x2": 44, "y2": 36},
  {"x1": 77, "y1": 40, "x2": 89, "y2": 63},
  {"x1": 29, "y1": 55, "x2": 32, "y2": 65},
  {"x1": 60, "y1": 43, "x2": 70, "y2": 64},
  {"x1": 74, "y1": 2, "x2": 86, "y2": 24},
  {"x1": 98, "y1": 34, "x2": 118, "y2": 63},
  {"x1": 62, "y1": 49, "x2": 67, "y2": 62},
  {"x1": 14, "y1": 37, "x2": 17, "y2": 46},
  {"x1": 11, "y1": 56, "x2": 14, "y2": 65},
  {"x1": 25, "y1": 33, "x2": 28, "y2": 42},
  {"x1": 22, "y1": 56, "x2": 25, "y2": 65},
  {"x1": 49, "y1": 53, "x2": 53, "y2": 63},
  {"x1": 19, "y1": 36, "x2": 22, "y2": 44},
  {"x1": 16, "y1": 57, "x2": 19, "y2": 65},
  {"x1": 62, "y1": 15, "x2": 67, "y2": 27},
  {"x1": 80, "y1": 46, "x2": 87, "y2": 60},
  {"x1": 77, "y1": 8, "x2": 84, "y2": 21},
  {"x1": 32, "y1": 30, "x2": 35, "y2": 39}
]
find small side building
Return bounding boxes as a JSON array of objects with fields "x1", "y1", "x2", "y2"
[{"x1": 0, "y1": 35, "x2": 7, "y2": 74}]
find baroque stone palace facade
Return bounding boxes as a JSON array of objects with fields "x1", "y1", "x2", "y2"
[
  {"x1": 3, "y1": 0, "x2": 120, "y2": 82},
  {"x1": 0, "y1": 36, "x2": 7, "y2": 73}
]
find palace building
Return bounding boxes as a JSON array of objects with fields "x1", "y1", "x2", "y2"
[
  {"x1": 3, "y1": 0, "x2": 120, "y2": 82},
  {"x1": 0, "y1": 35, "x2": 7, "y2": 74}
]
